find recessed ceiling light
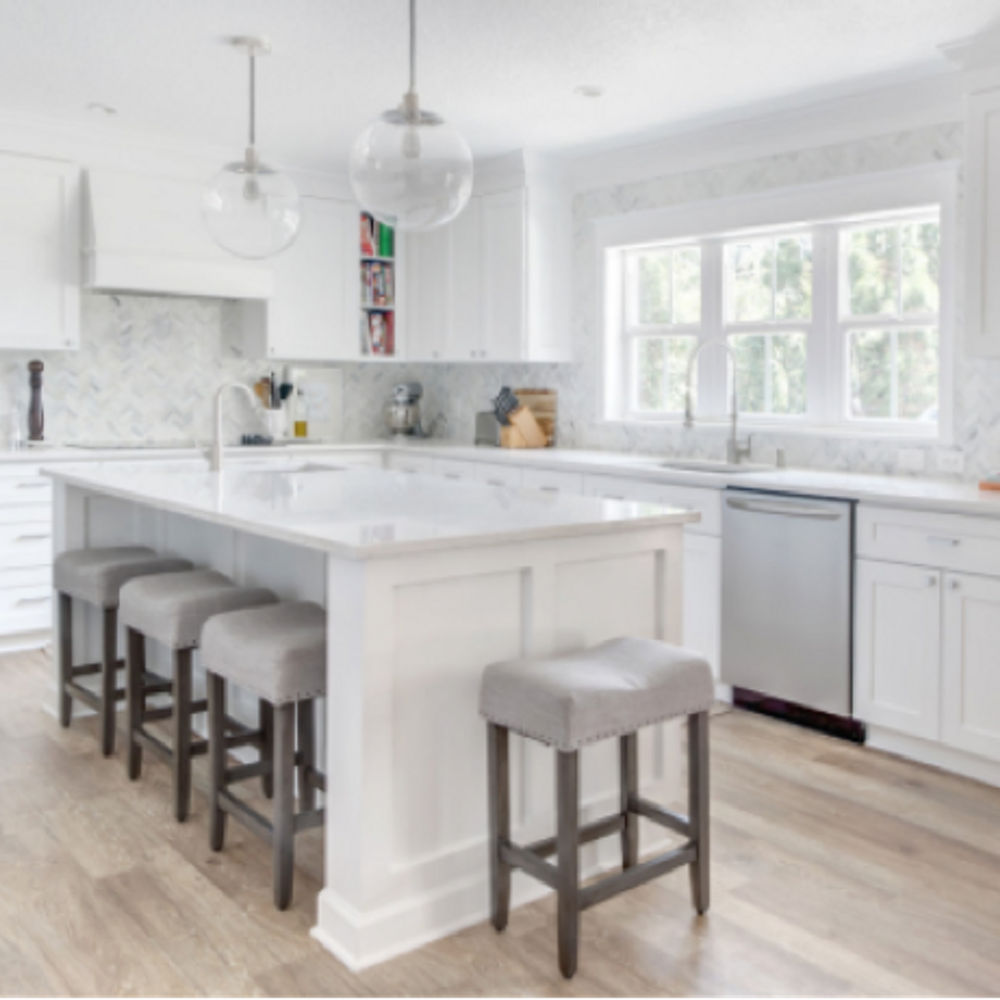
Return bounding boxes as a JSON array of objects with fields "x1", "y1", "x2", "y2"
[
  {"x1": 86, "y1": 102, "x2": 117, "y2": 116},
  {"x1": 574, "y1": 84, "x2": 604, "y2": 99}
]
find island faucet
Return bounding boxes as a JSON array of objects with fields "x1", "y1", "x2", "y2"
[
  {"x1": 211, "y1": 382, "x2": 258, "y2": 472},
  {"x1": 683, "y1": 339, "x2": 752, "y2": 465}
]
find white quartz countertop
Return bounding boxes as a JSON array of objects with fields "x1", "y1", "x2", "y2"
[
  {"x1": 43, "y1": 463, "x2": 698, "y2": 559},
  {"x1": 382, "y1": 442, "x2": 1000, "y2": 518}
]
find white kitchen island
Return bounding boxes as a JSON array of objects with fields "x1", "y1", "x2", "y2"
[{"x1": 45, "y1": 461, "x2": 697, "y2": 970}]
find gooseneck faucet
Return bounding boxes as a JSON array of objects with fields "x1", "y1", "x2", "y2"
[
  {"x1": 211, "y1": 382, "x2": 258, "y2": 472},
  {"x1": 683, "y1": 339, "x2": 752, "y2": 465}
]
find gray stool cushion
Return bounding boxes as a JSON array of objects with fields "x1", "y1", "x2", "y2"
[
  {"x1": 479, "y1": 637, "x2": 714, "y2": 751},
  {"x1": 119, "y1": 569, "x2": 276, "y2": 650},
  {"x1": 53, "y1": 546, "x2": 193, "y2": 609},
  {"x1": 200, "y1": 602, "x2": 326, "y2": 705}
]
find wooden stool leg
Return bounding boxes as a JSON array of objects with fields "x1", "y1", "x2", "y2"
[
  {"x1": 208, "y1": 672, "x2": 227, "y2": 852},
  {"x1": 273, "y1": 702, "x2": 295, "y2": 910},
  {"x1": 100, "y1": 607, "x2": 118, "y2": 756},
  {"x1": 487, "y1": 723, "x2": 510, "y2": 932},
  {"x1": 125, "y1": 628, "x2": 145, "y2": 780},
  {"x1": 688, "y1": 710, "x2": 710, "y2": 915},
  {"x1": 57, "y1": 593, "x2": 72, "y2": 726},
  {"x1": 296, "y1": 699, "x2": 315, "y2": 812},
  {"x1": 259, "y1": 700, "x2": 274, "y2": 799},
  {"x1": 556, "y1": 748, "x2": 580, "y2": 979},
  {"x1": 172, "y1": 648, "x2": 193, "y2": 822},
  {"x1": 619, "y1": 733, "x2": 638, "y2": 868}
]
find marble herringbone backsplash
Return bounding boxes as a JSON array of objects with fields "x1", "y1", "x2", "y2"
[{"x1": 2, "y1": 122, "x2": 1000, "y2": 479}]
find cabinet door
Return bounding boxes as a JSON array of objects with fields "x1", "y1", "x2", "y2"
[
  {"x1": 0, "y1": 155, "x2": 79, "y2": 350},
  {"x1": 254, "y1": 197, "x2": 355, "y2": 360},
  {"x1": 683, "y1": 532, "x2": 721, "y2": 681},
  {"x1": 942, "y1": 572, "x2": 1000, "y2": 760},
  {"x1": 854, "y1": 559, "x2": 941, "y2": 739},
  {"x1": 479, "y1": 188, "x2": 526, "y2": 361},
  {"x1": 449, "y1": 198, "x2": 482, "y2": 356},
  {"x1": 965, "y1": 87, "x2": 1000, "y2": 357},
  {"x1": 404, "y1": 226, "x2": 451, "y2": 361}
]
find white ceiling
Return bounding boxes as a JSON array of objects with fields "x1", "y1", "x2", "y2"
[{"x1": 0, "y1": 0, "x2": 997, "y2": 171}]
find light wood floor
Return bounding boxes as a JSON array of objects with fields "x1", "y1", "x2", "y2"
[{"x1": 2, "y1": 649, "x2": 1000, "y2": 997}]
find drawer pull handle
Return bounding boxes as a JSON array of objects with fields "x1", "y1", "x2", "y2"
[
  {"x1": 14, "y1": 533, "x2": 50, "y2": 542},
  {"x1": 927, "y1": 535, "x2": 961, "y2": 547},
  {"x1": 486, "y1": 479, "x2": 505, "y2": 487},
  {"x1": 444, "y1": 473, "x2": 462, "y2": 480},
  {"x1": 15, "y1": 481, "x2": 48, "y2": 490},
  {"x1": 540, "y1": 485, "x2": 560, "y2": 493},
  {"x1": 16, "y1": 595, "x2": 50, "y2": 607}
]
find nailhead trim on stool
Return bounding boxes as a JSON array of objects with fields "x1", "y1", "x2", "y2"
[
  {"x1": 479, "y1": 636, "x2": 713, "y2": 978},
  {"x1": 201, "y1": 601, "x2": 327, "y2": 910},
  {"x1": 53, "y1": 546, "x2": 193, "y2": 756},
  {"x1": 118, "y1": 568, "x2": 277, "y2": 822}
]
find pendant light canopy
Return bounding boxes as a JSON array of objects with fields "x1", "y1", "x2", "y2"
[
  {"x1": 203, "y1": 36, "x2": 300, "y2": 259},
  {"x1": 349, "y1": 0, "x2": 473, "y2": 232}
]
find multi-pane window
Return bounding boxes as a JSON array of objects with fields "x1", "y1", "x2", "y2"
[
  {"x1": 723, "y1": 234, "x2": 812, "y2": 416},
  {"x1": 611, "y1": 207, "x2": 943, "y2": 434},
  {"x1": 624, "y1": 246, "x2": 701, "y2": 414},
  {"x1": 841, "y1": 218, "x2": 941, "y2": 423}
]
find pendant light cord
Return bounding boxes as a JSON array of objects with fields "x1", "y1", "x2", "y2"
[
  {"x1": 248, "y1": 48, "x2": 257, "y2": 147},
  {"x1": 408, "y1": 0, "x2": 416, "y2": 94}
]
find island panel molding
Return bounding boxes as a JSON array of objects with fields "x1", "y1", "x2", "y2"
[{"x1": 47, "y1": 463, "x2": 691, "y2": 969}]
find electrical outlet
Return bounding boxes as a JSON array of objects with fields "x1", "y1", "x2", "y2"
[
  {"x1": 897, "y1": 448, "x2": 926, "y2": 473},
  {"x1": 936, "y1": 450, "x2": 965, "y2": 475}
]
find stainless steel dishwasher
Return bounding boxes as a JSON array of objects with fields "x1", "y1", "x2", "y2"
[{"x1": 721, "y1": 488, "x2": 859, "y2": 736}]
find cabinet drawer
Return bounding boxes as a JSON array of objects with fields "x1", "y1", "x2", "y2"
[
  {"x1": 0, "y1": 564, "x2": 51, "y2": 591},
  {"x1": 521, "y1": 468, "x2": 585, "y2": 495},
  {"x1": 583, "y1": 473, "x2": 720, "y2": 536},
  {"x1": 0, "y1": 521, "x2": 53, "y2": 568},
  {"x1": 857, "y1": 505, "x2": 1000, "y2": 576},
  {"x1": 0, "y1": 473, "x2": 51, "y2": 505},
  {"x1": 0, "y1": 581, "x2": 52, "y2": 636},
  {"x1": 466, "y1": 461, "x2": 523, "y2": 489},
  {"x1": 0, "y1": 499, "x2": 52, "y2": 524}
]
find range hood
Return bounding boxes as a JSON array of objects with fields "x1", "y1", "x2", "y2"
[{"x1": 83, "y1": 167, "x2": 272, "y2": 299}]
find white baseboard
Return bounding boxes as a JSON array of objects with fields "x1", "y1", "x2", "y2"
[{"x1": 866, "y1": 726, "x2": 1000, "y2": 788}]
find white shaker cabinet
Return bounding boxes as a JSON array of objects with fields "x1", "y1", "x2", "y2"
[
  {"x1": 965, "y1": 86, "x2": 1000, "y2": 357},
  {"x1": 478, "y1": 188, "x2": 526, "y2": 361},
  {"x1": 0, "y1": 154, "x2": 80, "y2": 351},
  {"x1": 942, "y1": 572, "x2": 1000, "y2": 760},
  {"x1": 854, "y1": 559, "x2": 941, "y2": 740},
  {"x1": 239, "y1": 197, "x2": 356, "y2": 361}
]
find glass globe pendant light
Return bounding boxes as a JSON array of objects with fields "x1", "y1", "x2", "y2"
[
  {"x1": 349, "y1": 0, "x2": 473, "y2": 231},
  {"x1": 203, "y1": 36, "x2": 300, "y2": 258}
]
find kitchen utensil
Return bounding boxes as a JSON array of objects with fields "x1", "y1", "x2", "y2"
[
  {"x1": 513, "y1": 388, "x2": 556, "y2": 446},
  {"x1": 386, "y1": 382, "x2": 427, "y2": 437},
  {"x1": 27, "y1": 360, "x2": 43, "y2": 442},
  {"x1": 492, "y1": 387, "x2": 519, "y2": 426}
]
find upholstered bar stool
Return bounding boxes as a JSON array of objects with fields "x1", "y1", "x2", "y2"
[
  {"x1": 53, "y1": 546, "x2": 193, "y2": 755},
  {"x1": 200, "y1": 601, "x2": 326, "y2": 910},
  {"x1": 479, "y1": 636, "x2": 714, "y2": 979},
  {"x1": 119, "y1": 569, "x2": 277, "y2": 822}
]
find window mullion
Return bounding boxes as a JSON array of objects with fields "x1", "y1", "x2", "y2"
[
  {"x1": 811, "y1": 224, "x2": 838, "y2": 424},
  {"x1": 699, "y1": 238, "x2": 726, "y2": 418}
]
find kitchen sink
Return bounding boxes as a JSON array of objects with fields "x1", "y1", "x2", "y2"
[{"x1": 659, "y1": 458, "x2": 772, "y2": 474}]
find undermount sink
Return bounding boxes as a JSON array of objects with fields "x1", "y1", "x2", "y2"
[{"x1": 659, "y1": 458, "x2": 772, "y2": 474}]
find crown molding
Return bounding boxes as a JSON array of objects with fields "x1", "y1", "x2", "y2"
[{"x1": 567, "y1": 71, "x2": 964, "y2": 194}]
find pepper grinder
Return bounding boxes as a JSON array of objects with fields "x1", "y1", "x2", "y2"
[{"x1": 27, "y1": 360, "x2": 44, "y2": 442}]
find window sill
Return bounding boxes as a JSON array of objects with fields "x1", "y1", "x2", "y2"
[{"x1": 604, "y1": 415, "x2": 948, "y2": 446}]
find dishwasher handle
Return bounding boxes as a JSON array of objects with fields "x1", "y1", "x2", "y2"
[{"x1": 725, "y1": 495, "x2": 845, "y2": 520}]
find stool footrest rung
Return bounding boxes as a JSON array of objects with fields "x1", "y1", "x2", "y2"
[
  {"x1": 628, "y1": 796, "x2": 691, "y2": 838},
  {"x1": 580, "y1": 843, "x2": 695, "y2": 910},
  {"x1": 218, "y1": 789, "x2": 272, "y2": 841},
  {"x1": 225, "y1": 760, "x2": 269, "y2": 784},
  {"x1": 65, "y1": 680, "x2": 101, "y2": 710},
  {"x1": 525, "y1": 812, "x2": 625, "y2": 860},
  {"x1": 499, "y1": 840, "x2": 560, "y2": 890},
  {"x1": 142, "y1": 706, "x2": 173, "y2": 723}
]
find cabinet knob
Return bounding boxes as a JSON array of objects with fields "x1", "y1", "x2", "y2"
[
  {"x1": 928, "y1": 575, "x2": 938, "y2": 587},
  {"x1": 950, "y1": 579, "x2": 961, "y2": 591}
]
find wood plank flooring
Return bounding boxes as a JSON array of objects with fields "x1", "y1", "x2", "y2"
[{"x1": 2, "y1": 647, "x2": 1000, "y2": 996}]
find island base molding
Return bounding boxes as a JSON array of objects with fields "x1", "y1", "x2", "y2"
[{"x1": 866, "y1": 725, "x2": 1000, "y2": 788}]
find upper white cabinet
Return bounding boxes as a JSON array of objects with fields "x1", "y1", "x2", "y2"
[
  {"x1": 402, "y1": 151, "x2": 572, "y2": 362},
  {"x1": 0, "y1": 154, "x2": 80, "y2": 351},
  {"x1": 964, "y1": 85, "x2": 1000, "y2": 357},
  {"x1": 239, "y1": 197, "x2": 357, "y2": 361},
  {"x1": 84, "y1": 167, "x2": 271, "y2": 300}
]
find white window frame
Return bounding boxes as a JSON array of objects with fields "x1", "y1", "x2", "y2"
[{"x1": 597, "y1": 163, "x2": 957, "y2": 442}]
